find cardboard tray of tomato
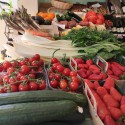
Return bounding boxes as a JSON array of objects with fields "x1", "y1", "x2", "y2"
[
  {"x1": 69, "y1": 57, "x2": 108, "y2": 82},
  {"x1": 95, "y1": 56, "x2": 125, "y2": 80},
  {"x1": 46, "y1": 58, "x2": 83, "y2": 92},
  {"x1": 84, "y1": 77, "x2": 125, "y2": 125}
]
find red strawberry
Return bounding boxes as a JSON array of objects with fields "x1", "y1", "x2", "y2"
[
  {"x1": 86, "y1": 70, "x2": 93, "y2": 77},
  {"x1": 108, "y1": 107, "x2": 122, "y2": 120},
  {"x1": 88, "y1": 74, "x2": 102, "y2": 81},
  {"x1": 121, "y1": 96, "x2": 125, "y2": 105},
  {"x1": 78, "y1": 64, "x2": 89, "y2": 69},
  {"x1": 89, "y1": 65, "x2": 101, "y2": 74},
  {"x1": 94, "y1": 81, "x2": 100, "y2": 90},
  {"x1": 104, "y1": 115, "x2": 116, "y2": 125},
  {"x1": 104, "y1": 77, "x2": 115, "y2": 91},
  {"x1": 100, "y1": 72, "x2": 107, "y2": 80},
  {"x1": 84, "y1": 79, "x2": 94, "y2": 89},
  {"x1": 107, "y1": 69, "x2": 113, "y2": 75},
  {"x1": 120, "y1": 104, "x2": 125, "y2": 115},
  {"x1": 96, "y1": 87, "x2": 108, "y2": 99},
  {"x1": 108, "y1": 62, "x2": 111, "y2": 69},
  {"x1": 112, "y1": 62, "x2": 125, "y2": 72},
  {"x1": 86, "y1": 59, "x2": 93, "y2": 66},
  {"x1": 103, "y1": 94, "x2": 119, "y2": 108},
  {"x1": 110, "y1": 87, "x2": 122, "y2": 102},
  {"x1": 109, "y1": 75, "x2": 120, "y2": 80}
]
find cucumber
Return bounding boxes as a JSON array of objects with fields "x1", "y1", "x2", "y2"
[
  {"x1": 0, "y1": 100, "x2": 77, "y2": 125},
  {"x1": 56, "y1": 111, "x2": 85, "y2": 123},
  {"x1": 0, "y1": 90, "x2": 87, "y2": 106}
]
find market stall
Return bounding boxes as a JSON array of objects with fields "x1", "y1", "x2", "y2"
[{"x1": 0, "y1": 0, "x2": 125, "y2": 125}]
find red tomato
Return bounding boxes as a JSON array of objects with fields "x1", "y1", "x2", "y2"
[
  {"x1": 0, "y1": 65, "x2": 3, "y2": 72},
  {"x1": 16, "y1": 73, "x2": 24, "y2": 81},
  {"x1": 31, "y1": 61, "x2": 39, "y2": 67},
  {"x1": 9, "y1": 77, "x2": 17, "y2": 84},
  {"x1": 11, "y1": 60, "x2": 19, "y2": 67},
  {"x1": 3, "y1": 75, "x2": 9, "y2": 83},
  {"x1": 33, "y1": 54, "x2": 40, "y2": 60},
  {"x1": 71, "y1": 76, "x2": 80, "y2": 84},
  {"x1": 38, "y1": 67, "x2": 43, "y2": 72},
  {"x1": 50, "y1": 80, "x2": 58, "y2": 88},
  {"x1": 19, "y1": 60, "x2": 27, "y2": 66},
  {"x1": 70, "y1": 81, "x2": 79, "y2": 91},
  {"x1": 70, "y1": 71, "x2": 77, "y2": 77},
  {"x1": 63, "y1": 68, "x2": 71, "y2": 76},
  {"x1": 29, "y1": 74, "x2": 35, "y2": 79},
  {"x1": 19, "y1": 83, "x2": 30, "y2": 91},
  {"x1": 55, "y1": 73, "x2": 61, "y2": 81},
  {"x1": 96, "y1": 19, "x2": 104, "y2": 25},
  {"x1": 3, "y1": 61, "x2": 12, "y2": 70},
  {"x1": 7, "y1": 67, "x2": 16, "y2": 74},
  {"x1": 60, "y1": 80, "x2": 68, "y2": 90},
  {"x1": 48, "y1": 73, "x2": 55, "y2": 80},
  {"x1": 87, "y1": 15, "x2": 97, "y2": 24},
  {"x1": 24, "y1": 57, "x2": 29, "y2": 62},
  {"x1": 97, "y1": 14, "x2": 105, "y2": 22},
  {"x1": 51, "y1": 57, "x2": 59, "y2": 64},
  {"x1": 52, "y1": 63, "x2": 60, "y2": 70},
  {"x1": 20, "y1": 65, "x2": 30, "y2": 74},
  {"x1": 38, "y1": 59, "x2": 44, "y2": 66},
  {"x1": 29, "y1": 57, "x2": 36, "y2": 62},
  {"x1": 38, "y1": 80, "x2": 46, "y2": 90},
  {"x1": 30, "y1": 68, "x2": 36, "y2": 74},
  {"x1": 29, "y1": 82, "x2": 38, "y2": 90},
  {"x1": 57, "y1": 65, "x2": 64, "y2": 72},
  {"x1": 0, "y1": 88, "x2": 5, "y2": 93},
  {"x1": 20, "y1": 75, "x2": 28, "y2": 81},
  {"x1": 10, "y1": 85, "x2": 18, "y2": 92},
  {"x1": 85, "y1": 11, "x2": 96, "y2": 18}
]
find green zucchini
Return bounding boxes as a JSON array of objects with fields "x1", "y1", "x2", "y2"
[
  {"x1": 0, "y1": 100, "x2": 77, "y2": 125},
  {"x1": 0, "y1": 90, "x2": 87, "y2": 106},
  {"x1": 56, "y1": 111, "x2": 85, "y2": 123},
  {"x1": 36, "y1": 122, "x2": 71, "y2": 125}
]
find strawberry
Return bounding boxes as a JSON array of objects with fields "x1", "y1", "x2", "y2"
[
  {"x1": 120, "y1": 104, "x2": 125, "y2": 115},
  {"x1": 107, "y1": 69, "x2": 113, "y2": 75},
  {"x1": 84, "y1": 79, "x2": 94, "y2": 89},
  {"x1": 104, "y1": 77, "x2": 115, "y2": 91},
  {"x1": 104, "y1": 115, "x2": 116, "y2": 125},
  {"x1": 96, "y1": 87, "x2": 108, "y2": 99},
  {"x1": 86, "y1": 59, "x2": 93, "y2": 66},
  {"x1": 74, "y1": 58, "x2": 84, "y2": 64},
  {"x1": 103, "y1": 94, "x2": 119, "y2": 108},
  {"x1": 94, "y1": 81, "x2": 100, "y2": 90},
  {"x1": 108, "y1": 107, "x2": 122, "y2": 120},
  {"x1": 109, "y1": 75, "x2": 120, "y2": 80},
  {"x1": 100, "y1": 72, "x2": 107, "y2": 80},
  {"x1": 89, "y1": 65, "x2": 101, "y2": 74},
  {"x1": 112, "y1": 62, "x2": 125, "y2": 72},
  {"x1": 78, "y1": 64, "x2": 89, "y2": 69},
  {"x1": 108, "y1": 62, "x2": 111, "y2": 69},
  {"x1": 86, "y1": 70, "x2": 93, "y2": 77},
  {"x1": 88, "y1": 74, "x2": 102, "y2": 80},
  {"x1": 111, "y1": 64, "x2": 123, "y2": 77},
  {"x1": 110, "y1": 87, "x2": 122, "y2": 102},
  {"x1": 121, "y1": 96, "x2": 125, "y2": 105},
  {"x1": 98, "y1": 103, "x2": 111, "y2": 121}
]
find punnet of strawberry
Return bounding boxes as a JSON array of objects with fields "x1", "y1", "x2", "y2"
[
  {"x1": 85, "y1": 77, "x2": 125, "y2": 125},
  {"x1": 0, "y1": 54, "x2": 47, "y2": 93},
  {"x1": 71, "y1": 57, "x2": 108, "y2": 81}
]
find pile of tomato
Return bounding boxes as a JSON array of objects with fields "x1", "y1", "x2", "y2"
[
  {"x1": 47, "y1": 57, "x2": 82, "y2": 91},
  {"x1": 0, "y1": 54, "x2": 47, "y2": 93}
]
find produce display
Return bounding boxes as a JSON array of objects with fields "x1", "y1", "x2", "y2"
[
  {"x1": 71, "y1": 58, "x2": 107, "y2": 80},
  {"x1": 2, "y1": 2, "x2": 125, "y2": 125},
  {"x1": 85, "y1": 77, "x2": 125, "y2": 125},
  {"x1": 47, "y1": 57, "x2": 82, "y2": 91}
]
